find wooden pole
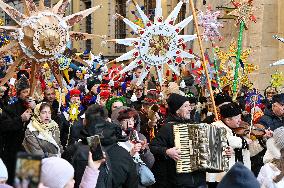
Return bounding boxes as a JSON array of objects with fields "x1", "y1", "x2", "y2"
[{"x1": 188, "y1": 0, "x2": 219, "y2": 120}]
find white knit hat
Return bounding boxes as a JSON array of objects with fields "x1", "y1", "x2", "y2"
[
  {"x1": 41, "y1": 157, "x2": 74, "y2": 188},
  {"x1": 0, "y1": 159, "x2": 8, "y2": 181},
  {"x1": 273, "y1": 126, "x2": 284, "y2": 150}
]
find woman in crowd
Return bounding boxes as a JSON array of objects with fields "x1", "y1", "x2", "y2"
[
  {"x1": 112, "y1": 107, "x2": 155, "y2": 187},
  {"x1": 258, "y1": 126, "x2": 284, "y2": 187},
  {"x1": 23, "y1": 103, "x2": 63, "y2": 157},
  {"x1": 41, "y1": 152, "x2": 103, "y2": 188}
]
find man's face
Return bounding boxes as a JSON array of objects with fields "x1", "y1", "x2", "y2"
[
  {"x1": 224, "y1": 114, "x2": 242, "y2": 129},
  {"x1": 91, "y1": 84, "x2": 99, "y2": 94},
  {"x1": 134, "y1": 87, "x2": 143, "y2": 98},
  {"x1": 19, "y1": 88, "x2": 30, "y2": 101},
  {"x1": 176, "y1": 101, "x2": 195, "y2": 120},
  {"x1": 44, "y1": 88, "x2": 56, "y2": 103},
  {"x1": 272, "y1": 102, "x2": 284, "y2": 117},
  {"x1": 76, "y1": 70, "x2": 82, "y2": 78},
  {"x1": 135, "y1": 68, "x2": 142, "y2": 78}
]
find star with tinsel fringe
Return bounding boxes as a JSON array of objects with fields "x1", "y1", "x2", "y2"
[{"x1": 108, "y1": 0, "x2": 196, "y2": 85}]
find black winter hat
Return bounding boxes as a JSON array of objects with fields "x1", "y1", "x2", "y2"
[
  {"x1": 87, "y1": 77, "x2": 101, "y2": 91},
  {"x1": 219, "y1": 102, "x2": 241, "y2": 119},
  {"x1": 86, "y1": 120, "x2": 128, "y2": 146},
  {"x1": 167, "y1": 93, "x2": 189, "y2": 115},
  {"x1": 215, "y1": 93, "x2": 232, "y2": 106},
  {"x1": 272, "y1": 93, "x2": 284, "y2": 105},
  {"x1": 217, "y1": 162, "x2": 260, "y2": 188},
  {"x1": 15, "y1": 75, "x2": 30, "y2": 94}
]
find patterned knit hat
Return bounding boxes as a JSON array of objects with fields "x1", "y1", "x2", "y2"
[{"x1": 273, "y1": 126, "x2": 284, "y2": 150}]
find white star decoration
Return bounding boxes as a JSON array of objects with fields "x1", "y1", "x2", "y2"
[
  {"x1": 198, "y1": 8, "x2": 223, "y2": 41},
  {"x1": 111, "y1": 0, "x2": 196, "y2": 85}
]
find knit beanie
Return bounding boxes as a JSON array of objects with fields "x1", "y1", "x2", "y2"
[
  {"x1": 41, "y1": 157, "x2": 74, "y2": 188},
  {"x1": 273, "y1": 126, "x2": 284, "y2": 150},
  {"x1": 0, "y1": 159, "x2": 8, "y2": 181},
  {"x1": 87, "y1": 77, "x2": 101, "y2": 91},
  {"x1": 219, "y1": 102, "x2": 242, "y2": 119},
  {"x1": 15, "y1": 75, "x2": 30, "y2": 94},
  {"x1": 217, "y1": 162, "x2": 260, "y2": 188},
  {"x1": 167, "y1": 93, "x2": 189, "y2": 115}
]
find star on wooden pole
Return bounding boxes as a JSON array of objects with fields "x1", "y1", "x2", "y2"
[{"x1": 228, "y1": 0, "x2": 256, "y2": 29}]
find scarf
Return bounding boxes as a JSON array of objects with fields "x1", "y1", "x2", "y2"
[{"x1": 31, "y1": 103, "x2": 59, "y2": 146}]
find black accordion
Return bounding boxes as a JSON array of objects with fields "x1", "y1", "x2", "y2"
[{"x1": 173, "y1": 123, "x2": 229, "y2": 173}]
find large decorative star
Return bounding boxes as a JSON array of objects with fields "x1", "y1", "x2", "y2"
[
  {"x1": 0, "y1": 0, "x2": 102, "y2": 93},
  {"x1": 215, "y1": 39, "x2": 257, "y2": 89},
  {"x1": 198, "y1": 7, "x2": 223, "y2": 41},
  {"x1": 109, "y1": 0, "x2": 196, "y2": 85},
  {"x1": 228, "y1": 0, "x2": 256, "y2": 29}
]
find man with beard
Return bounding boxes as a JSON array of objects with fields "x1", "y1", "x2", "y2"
[
  {"x1": 150, "y1": 93, "x2": 205, "y2": 188},
  {"x1": 1, "y1": 76, "x2": 35, "y2": 184}
]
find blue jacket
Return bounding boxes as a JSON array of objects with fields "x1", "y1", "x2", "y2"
[{"x1": 258, "y1": 108, "x2": 284, "y2": 131}]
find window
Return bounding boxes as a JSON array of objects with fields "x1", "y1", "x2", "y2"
[
  {"x1": 115, "y1": 0, "x2": 126, "y2": 53},
  {"x1": 84, "y1": 0, "x2": 92, "y2": 50},
  {"x1": 144, "y1": 0, "x2": 155, "y2": 21},
  {"x1": 177, "y1": 3, "x2": 186, "y2": 34}
]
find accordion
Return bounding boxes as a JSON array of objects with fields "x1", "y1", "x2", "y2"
[{"x1": 173, "y1": 123, "x2": 229, "y2": 173}]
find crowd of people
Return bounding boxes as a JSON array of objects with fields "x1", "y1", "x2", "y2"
[{"x1": 0, "y1": 66, "x2": 283, "y2": 188}]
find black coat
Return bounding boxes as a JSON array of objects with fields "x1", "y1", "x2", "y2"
[
  {"x1": 60, "y1": 112, "x2": 84, "y2": 148},
  {"x1": 62, "y1": 140, "x2": 138, "y2": 188},
  {"x1": 258, "y1": 108, "x2": 284, "y2": 131},
  {"x1": 1, "y1": 99, "x2": 29, "y2": 185},
  {"x1": 150, "y1": 114, "x2": 206, "y2": 188}
]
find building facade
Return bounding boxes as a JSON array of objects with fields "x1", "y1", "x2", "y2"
[{"x1": 1, "y1": 0, "x2": 284, "y2": 91}]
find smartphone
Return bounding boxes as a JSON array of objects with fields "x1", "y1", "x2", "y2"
[
  {"x1": 14, "y1": 152, "x2": 42, "y2": 188},
  {"x1": 87, "y1": 135, "x2": 104, "y2": 161}
]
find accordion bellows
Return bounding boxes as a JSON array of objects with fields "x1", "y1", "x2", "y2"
[{"x1": 173, "y1": 123, "x2": 229, "y2": 173}]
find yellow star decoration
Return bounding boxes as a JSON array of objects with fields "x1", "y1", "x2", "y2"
[
  {"x1": 69, "y1": 103, "x2": 80, "y2": 122},
  {"x1": 228, "y1": 0, "x2": 256, "y2": 29},
  {"x1": 215, "y1": 39, "x2": 258, "y2": 90},
  {"x1": 271, "y1": 71, "x2": 284, "y2": 88}
]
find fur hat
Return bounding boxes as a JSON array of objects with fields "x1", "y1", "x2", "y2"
[
  {"x1": 0, "y1": 158, "x2": 8, "y2": 181},
  {"x1": 15, "y1": 75, "x2": 30, "y2": 93},
  {"x1": 219, "y1": 102, "x2": 242, "y2": 119},
  {"x1": 167, "y1": 93, "x2": 189, "y2": 115},
  {"x1": 217, "y1": 162, "x2": 260, "y2": 188},
  {"x1": 272, "y1": 93, "x2": 284, "y2": 105},
  {"x1": 215, "y1": 93, "x2": 232, "y2": 107},
  {"x1": 41, "y1": 157, "x2": 74, "y2": 188}
]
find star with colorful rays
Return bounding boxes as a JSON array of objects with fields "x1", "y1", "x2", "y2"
[
  {"x1": 228, "y1": 0, "x2": 256, "y2": 29},
  {"x1": 198, "y1": 7, "x2": 223, "y2": 41},
  {"x1": 0, "y1": 0, "x2": 102, "y2": 94},
  {"x1": 108, "y1": 0, "x2": 196, "y2": 85},
  {"x1": 215, "y1": 39, "x2": 257, "y2": 89}
]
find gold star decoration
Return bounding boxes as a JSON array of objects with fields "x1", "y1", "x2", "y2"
[
  {"x1": 228, "y1": 0, "x2": 256, "y2": 29},
  {"x1": 215, "y1": 39, "x2": 257, "y2": 89}
]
